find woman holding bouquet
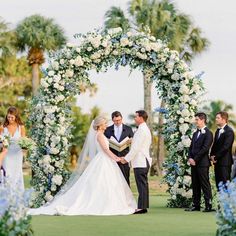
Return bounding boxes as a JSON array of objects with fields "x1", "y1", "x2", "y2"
[{"x1": 0, "y1": 106, "x2": 25, "y2": 192}]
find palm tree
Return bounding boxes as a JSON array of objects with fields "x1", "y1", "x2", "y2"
[
  {"x1": 0, "y1": 17, "x2": 16, "y2": 58},
  {"x1": 203, "y1": 100, "x2": 236, "y2": 131},
  {"x1": 15, "y1": 14, "x2": 67, "y2": 95},
  {"x1": 104, "y1": 0, "x2": 210, "y2": 175}
]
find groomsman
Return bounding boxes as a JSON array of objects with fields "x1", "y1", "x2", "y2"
[
  {"x1": 186, "y1": 112, "x2": 213, "y2": 212},
  {"x1": 210, "y1": 111, "x2": 235, "y2": 190},
  {"x1": 104, "y1": 111, "x2": 134, "y2": 186},
  {"x1": 121, "y1": 110, "x2": 152, "y2": 214}
]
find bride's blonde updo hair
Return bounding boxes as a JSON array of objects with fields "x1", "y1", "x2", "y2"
[{"x1": 93, "y1": 115, "x2": 107, "y2": 131}]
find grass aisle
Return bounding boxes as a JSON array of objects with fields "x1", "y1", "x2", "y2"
[{"x1": 31, "y1": 195, "x2": 217, "y2": 236}]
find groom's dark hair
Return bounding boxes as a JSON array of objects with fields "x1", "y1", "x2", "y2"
[
  {"x1": 111, "y1": 111, "x2": 122, "y2": 119},
  {"x1": 136, "y1": 110, "x2": 148, "y2": 121}
]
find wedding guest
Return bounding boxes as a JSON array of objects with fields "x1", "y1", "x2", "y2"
[
  {"x1": 210, "y1": 111, "x2": 235, "y2": 190},
  {"x1": 0, "y1": 106, "x2": 26, "y2": 191},
  {"x1": 185, "y1": 112, "x2": 213, "y2": 212},
  {"x1": 0, "y1": 147, "x2": 7, "y2": 169},
  {"x1": 104, "y1": 111, "x2": 133, "y2": 185}
]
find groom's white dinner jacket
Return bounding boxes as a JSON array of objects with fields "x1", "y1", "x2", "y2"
[{"x1": 124, "y1": 122, "x2": 152, "y2": 168}]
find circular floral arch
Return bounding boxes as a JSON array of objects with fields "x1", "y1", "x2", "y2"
[{"x1": 29, "y1": 28, "x2": 203, "y2": 207}]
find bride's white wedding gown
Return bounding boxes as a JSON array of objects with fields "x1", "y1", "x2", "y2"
[{"x1": 28, "y1": 133, "x2": 136, "y2": 215}]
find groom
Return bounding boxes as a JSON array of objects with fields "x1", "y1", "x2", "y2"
[
  {"x1": 121, "y1": 110, "x2": 152, "y2": 214},
  {"x1": 104, "y1": 111, "x2": 134, "y2": 186}
]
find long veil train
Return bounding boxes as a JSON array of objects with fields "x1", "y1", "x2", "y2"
[{"x1": 50, "y1": 120, "x2": 97, "y2": 200}]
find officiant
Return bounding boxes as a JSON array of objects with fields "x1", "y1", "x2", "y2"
[{"x1": 105, "y1": 111, "x2": 134, "y2": 186}]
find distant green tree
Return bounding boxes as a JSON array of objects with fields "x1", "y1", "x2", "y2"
[{"x1": 203, "y1": 100, "x2": 236, "y2": 131}]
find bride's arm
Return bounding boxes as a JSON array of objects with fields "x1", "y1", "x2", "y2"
[{"x1": 97, "y1": 132, "x2": 120, "y2": 161}]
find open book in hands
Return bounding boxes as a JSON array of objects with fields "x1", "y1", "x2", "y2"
[{"x1": 108, "y1": 136, "x2": 132, "y2": 152}]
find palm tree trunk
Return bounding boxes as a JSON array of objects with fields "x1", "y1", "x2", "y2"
[
  {"x1": 143, "y1": 74, "x2": 153, "y2": 129},
  {"x1": 32, "y1": 63, "x2": 40, "y2": 95},
  {"x1": 150, "y1": 99, "x2": 165, "y2": 176},
  {"x1": 156, "y1": 99, "x2": 165, "y2": 175},
  {"x1": 143, "y1": 74, "x2": 160, "y2": 175}
]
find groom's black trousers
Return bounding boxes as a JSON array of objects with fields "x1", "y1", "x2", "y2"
[{"x1": 134, "y1": 159, "x2": 150, "y2": 209}]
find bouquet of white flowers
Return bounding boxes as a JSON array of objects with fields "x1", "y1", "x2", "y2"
[
  {"x1": 17, "y1": 137, "x2": 36, "y2": 153},
  {"x1": 0, "y1": 135, "x2": 10, "y2": 152}
]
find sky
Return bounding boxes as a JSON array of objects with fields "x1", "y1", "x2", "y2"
[{"x1": 1, "y1": 0, "x2": 236, "y2": 122}]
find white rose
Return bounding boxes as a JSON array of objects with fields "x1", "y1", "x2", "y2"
[
  {"x1": 58, "y1": 127, "x2": 66, "y2": 135},
  {"x1": 41, "y1": 79, "x2": 49, "y2": 88},
  {"x1": 52, "y1": 175, "x2": 63, "y2": 186},
  {"x1": 179, "y1": 123, "x2": 189, "y2": 134},
  {"x1": 179, "y1": 118, "x2": 185, "y2": 124},
  {"x1": 112, "y1": 50, "x2": 119, "y2": 55},
  {"x1": 59, "y1": 59, "x2": 64, "y2": 65},
  {"x1": 184, "y1": 117, "x2": 190, "y2": 122},
  {"x1": 136, "y1": 52, "x2": 147, "y2": 60},
  {"x1": 48, "y1": 70, "x2": 55, "y2": 76},
  {"x1": 52, "y1": 61, "x2": 59, "y2": 70},
  {"x1": 179, "y1": 84, "x2": 190, "y2": 95},
  {"x1": 43, "y1": 155, "x2": 51, "y2": 164},
  {"x1": 76, "y1": 47, "x2": 81, "y2": 53},
  {"x1": 48, "y1": 77, "x2": 53, "y2": 84},
  {"x1": 45, "y1": 191, "x2": 53, "y2": 202},
  {"x1": 181, "y1": 109, "x2": 190, "y2": 117},
  {"x1": 181, "y1": 136, "x2": 191, "y2": 147},
  {"x1": 126, "y1": 31, "x2": 132, "y2": 37},
  {"x1": 120, "y1": 37, "x2": 129, "y2": 47},
  {"x1": 108, "y1": 27, "x2": 122, "y2": 35},
  {"x1": 58, "y1": 86, "x2": 64, "y2": 91},
  {"x1": 101, "y1": 40, "x2": 108, "y2": 48},
  {"x1": 66, "y1": 43, "x2": 74, "y2": 48},
  {"x1": 87, "y1": 47, "x2": 93, "y2": 52},
  {"x1": 171, "y1": 73, "x2": 180, "y2": 81},
  {"x1": 65, "y1": 70, "x2": 74, "y2": 78},
  {"x1": 50, "y1": 147, "x2": 60, "y2": 155},
  {"x1": 53, "y1": 75, "x2": 61, "y2": 83},
  {"x1": 56, "y1": 95, "x2": 65, "y2": 102}
]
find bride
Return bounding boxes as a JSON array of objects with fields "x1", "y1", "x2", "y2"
[{"x1": 28, "y1": 115, "x2": 136, "y2": 215}]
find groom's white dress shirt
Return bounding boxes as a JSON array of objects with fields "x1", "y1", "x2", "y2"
[
  {"x1": 124, "y1": 122, "x2": 152, "y2": 168},
  {"x1": 114, "y1": 124, "x2": 123, "y2": 141}
]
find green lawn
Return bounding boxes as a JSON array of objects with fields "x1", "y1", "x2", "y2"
[{"x1": 25, "y1": 175, "x2": 217, "y2": 236}]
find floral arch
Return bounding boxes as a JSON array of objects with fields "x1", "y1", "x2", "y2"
[{"x1": 29, "y1": 28, "x2": 203, "y2": 207}]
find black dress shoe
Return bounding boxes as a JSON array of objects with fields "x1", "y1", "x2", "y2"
[
  {"x1": 202, "y1": 207, "x2": 215, "y2": 212},
  {"x1": 185, "y1": 206, "x2": 200, "y2": 212},
  {"x1": 133, "y1": 209, "x2": 148, "y2": 214}
]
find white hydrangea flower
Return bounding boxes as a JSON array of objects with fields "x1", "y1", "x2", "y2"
[
  {"x1": 120, "y1": 37, "x2": 129, "y2": 47},
  {"x1": 179, "y1": 123, "x2": 189, "y2": 134},
  {"x1": 50, "y1": 147, "x2": 60, "y2": 155},
  {"x1": 65, "y1": 69, "x2": 74, "y2": 78},
  {"x1": 74, "y1": 55, "x2": 84, "y2": 66},
  {"x1": 52, "y1": 175, "x2": 63, "y2": 186},
  {"x1": 41, "y1": 79, "x2": 49, "y2": 88},
  {"x1": 45, "y1": 191, "x2": 53, "y2": 201}
]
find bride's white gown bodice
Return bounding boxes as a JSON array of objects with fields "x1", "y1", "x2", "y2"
[{"x1": 28, "y1": 133, "x2": 136, "y2": 215}]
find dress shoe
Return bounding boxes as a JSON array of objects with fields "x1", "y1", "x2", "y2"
[
  {"x1": 185, "y1": 206, "x2": 200, "y2": 212},
  {"x1": 202, "y1": 205, "x2": 215, "y2": 212},
  {"x1": 133, "y1": 209, "x2": 148, "y2": 214}
]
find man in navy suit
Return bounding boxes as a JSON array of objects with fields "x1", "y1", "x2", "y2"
[
  {"x1": 210, "y1": 111, "x2": 235, "y2": 190},
  {"x1": 186, "y1": 112, "x2": 213, "y2": 212},
  {"x1": 104, "y1": 111, "x2": 134, "y2": 186}
]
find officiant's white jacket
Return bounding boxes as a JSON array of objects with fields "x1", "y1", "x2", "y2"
[{"x1": 124, "y1": 122, "x2": 152, "y2": 168}]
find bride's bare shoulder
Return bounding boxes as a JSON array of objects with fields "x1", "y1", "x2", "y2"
[{"x1": 96, "y1": 131, "x2": 105, "y2": 140}]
